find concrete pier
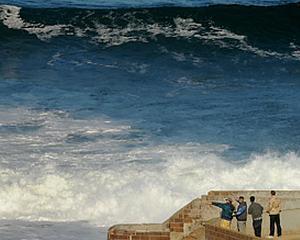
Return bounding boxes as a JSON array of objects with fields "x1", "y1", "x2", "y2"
[{"x1": 108, "y1": 190, "x2": 300, "y2": 240}]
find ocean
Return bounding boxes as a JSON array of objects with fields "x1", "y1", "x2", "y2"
[{"x1": 0, "y1": 0, "x2": 300, "y2": 239}]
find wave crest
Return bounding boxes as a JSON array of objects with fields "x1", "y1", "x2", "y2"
[
  {"x1": 0, "y1": 147, "x2": 300, "y2": 225},
  {"x1": 1, "y1": 4, "x2": 300, "y2": 61}
]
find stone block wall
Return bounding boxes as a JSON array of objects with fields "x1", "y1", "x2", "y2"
[
  {"x1": 204, "y1": 224, "x2": 260, "y2": 240},
  {"x1": 108, "y1": 228, "x2": 170, "y2": 240}
]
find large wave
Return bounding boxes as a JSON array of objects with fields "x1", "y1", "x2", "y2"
[
  {"x1": 1, "y1": 1, "x2": 300, "y2": 228},
  {"x1": 1, "y1": 141, "x2": 300, "y2": 225},
  {"x1": 1, "y1": 4, "x2": 300, "y2": 61},
  {"x1": 0, "y1": 107, "x2": 300, "y2": 225}
]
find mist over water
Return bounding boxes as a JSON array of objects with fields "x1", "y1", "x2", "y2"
[{"x1": 1, "y1": 1, "x2": 300, "y2": 239}]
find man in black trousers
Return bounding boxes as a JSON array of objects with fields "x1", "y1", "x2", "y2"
[
  {"x1": 266, "y1": 190, "x2": 282, "y2": 238},
  {"x1": 248, "y1": 196, "x2": 264, "y2": 237}
]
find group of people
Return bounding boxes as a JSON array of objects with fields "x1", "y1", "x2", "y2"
[{"x1": 211, "y1": 190, "x2": 282, "y2": 238}]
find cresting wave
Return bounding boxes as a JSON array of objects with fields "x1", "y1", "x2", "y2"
[
  {"x1": 0, "y1": 5, "x2": 68, "y2": 39},
  {"x1": 0, "y1": 107, "x2": 300, "y2": 225},
  {"x1": 1, "y1": 4, "x2": 300, "y2": 60},
  {"x1": 1, "y1": 144, "x2": 300, "y2": 225},
  {"x1": 1, "y1": 1, "x2": 300, "y2": 229}
]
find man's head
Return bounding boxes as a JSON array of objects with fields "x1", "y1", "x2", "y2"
[
  {"x1": 239, "y1": 196, "x2": 245, "y2": 203},
  {"x1": 225, "y1": 198, "x2": 233, "y2": 204},
  {"x1": 250, "y1": 196, "x2": 255, "y2": 203},
  {"x1": 271, "y1": 190, "x2": 276, "y2": 196}
]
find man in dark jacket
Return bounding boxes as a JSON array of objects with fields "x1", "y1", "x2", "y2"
[
  {"x1": 212, "y1": 198, "x2": 235, "y2": 229},
  {"x1": 248, "y1": 196, "x2": 264, "y2": 237},
  {"x1": 235, "y1": 196, "x2": 247, "y2": 233}
]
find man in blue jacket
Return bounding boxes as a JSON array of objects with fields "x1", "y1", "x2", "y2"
[
  {"x1": 234, "y1": 196, "x2": 247, "y2": 233},
  {"x1": 212, "y1": 198, "x2": 235, "y2": 229}
]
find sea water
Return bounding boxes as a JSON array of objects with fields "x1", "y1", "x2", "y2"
[{"x1": 0, "y1": 0, "x2": 300, "y2": 239}]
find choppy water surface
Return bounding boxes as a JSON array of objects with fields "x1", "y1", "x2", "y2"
[{"x1": 1, "y1": 1, "x2": 300, "y2": 239}]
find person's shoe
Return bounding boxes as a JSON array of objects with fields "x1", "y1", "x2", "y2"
[{"x1": 267, "y1": 236, "x2": 274, "y2": 239}]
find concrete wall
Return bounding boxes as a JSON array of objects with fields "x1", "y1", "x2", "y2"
[
  {"x1": 108, "y1": 190, "x2": 300, "y2": 240},
  {"x1": 108, "y1": 230, "x2": 170, "y2": 240},
  {"x1": 204, "y1": 224, "x2": 260, "y2": 240},
  {"x1": 108, "y1": 224, "x2": 170, "y2": 240}
]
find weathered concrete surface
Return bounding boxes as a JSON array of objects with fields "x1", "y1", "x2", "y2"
[
  {"x1": 205, "y1": 223, "x2": 262, "y2": 240},
  {"x1": 108, "y1": 190, "x2": 300, "y2": 240}
]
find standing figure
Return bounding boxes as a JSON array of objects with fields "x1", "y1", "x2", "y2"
[
  {"x1": 248, "y1": 196, "x2": 263, "y2": 237},
  {"x1": 266, "y1": 190, "x2": 282, "y2": 238},
  {"x1": 235, "y1": 196, "x2": 247, "y2": 233},
  {"x1": 211, "y1": 198, "x2": 235, "y2": 229}
]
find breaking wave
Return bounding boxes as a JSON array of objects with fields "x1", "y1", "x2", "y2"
[
  {"x1": 0, "y1": 107, "x2": 300, "y2": 225},
  {"x1": 1, "y1": 4, "x2": 300, "y2": 61},
  {"x1": 1, "y1": 1, "x2": 300, "y2": 227},
  {"x1": 1, "y1": 144, "x2": 300, "y2": 225}
]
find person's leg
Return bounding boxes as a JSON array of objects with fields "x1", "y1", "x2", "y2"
[
  {"x1": 270, "y1": 215, "x2": 275, "y2": 236},
  {"x1": 239, "y1": 221, "x2": 246, "y2": 234},
  {"x1": 220, "y1": 219, "x2": 231, "y2": 229},
  {"x1": 257, "y1": 220, "x2": 262, "y2": 237},
  {"x1": 275, "y1": 214, "x2": 282, "y2": 237},
  {"x1": 237, "y1": 221, "x2": 240, "y2": 232},
  {"x1": 253, "y1": 220, "x2": 262, "y2": 237},
  {"x1": 254, "y1": 227, "x2": 258, "y2": 237},
  {"x1": 253, "y1": 221, "x2": 258, "y2": 236}
]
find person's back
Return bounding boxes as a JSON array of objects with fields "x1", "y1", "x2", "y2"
[
  {"x1": 266, "y1": 191, "x2": 282, "y2": 238},
  {"x1": 248, "y1": 196, "x2": 263, "y2": 237},
  {"x1": 267, "y1": 195, "x2": 281, "y2": 215},
  {"x1": 248, "y1": 202, "x2": 263, "y2": 219}
]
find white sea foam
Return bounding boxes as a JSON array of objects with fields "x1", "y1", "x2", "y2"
[
  {"x1": 0, "y1": 5, "x2": 69, "y2": 40},
  {"x1": 1, "y1": 5, "x2": 299, "y2": 61},
  {"x1": 290, "y1": 42, "x2": 300, "y2": 59},
  {"x1": 0, "y1": 146, "x2": 300, "y2": 225},
  {"x1": 91, "y1": 15, "x2": 300, "y2": 61},
  {"x1": 0, "y1": 107, "x2": 300, "y2": 226}
]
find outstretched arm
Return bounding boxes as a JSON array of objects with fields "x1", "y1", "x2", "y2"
[{"x1": 212, "y1": 202, "x2": 225, "y2": 209}]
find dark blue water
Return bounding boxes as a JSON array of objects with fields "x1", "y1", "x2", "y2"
[
  {"x1": 1, "y1": 0, "x2": 299, "y2": 8},
  {"x1": 0, "y1": 2, "x2": 300, "y2": 238}
]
